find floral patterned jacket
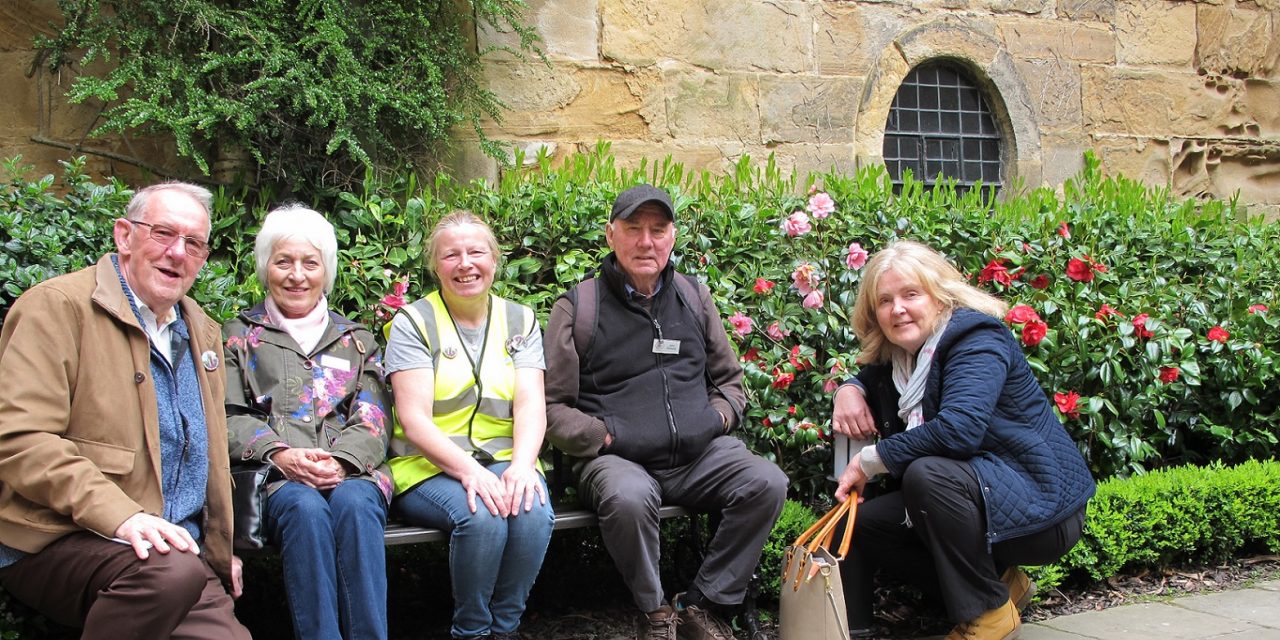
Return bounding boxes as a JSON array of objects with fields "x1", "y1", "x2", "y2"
[{"x1": 223, "y1": 303, "x2": 394, "y2": 501}]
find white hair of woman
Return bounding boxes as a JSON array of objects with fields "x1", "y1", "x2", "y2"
[{"x1": 253, "y1": 204, "x2": 339, "y2": 295}]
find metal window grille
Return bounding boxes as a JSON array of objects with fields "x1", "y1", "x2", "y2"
[{"x1": 883, "y1": 63, "x2": 1002, "y2": 196}]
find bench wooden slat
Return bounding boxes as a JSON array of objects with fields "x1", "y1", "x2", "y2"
[{"x1": 382, "y1": 505, "x2": 691, "y2": 546}]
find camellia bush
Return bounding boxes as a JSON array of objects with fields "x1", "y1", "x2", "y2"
[{"x1": 4, "y1": 147, "x2": 1278, "y2": 502}]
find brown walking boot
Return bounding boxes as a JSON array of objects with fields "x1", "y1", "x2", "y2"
[
  {"x1": 638, "y1": 604, "x2": 680, "y2": 640},
  {"x1": 944, "y1": 598, "x2": 1021, "y2": 640},
  {"x1": 1001, "y1": 567, "x2": 1037, "y2": 612},
  {"x1": 673, "y1": 593, "x2": 735, "y2": 640}
]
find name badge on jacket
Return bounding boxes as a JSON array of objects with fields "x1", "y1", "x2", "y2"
[{"x1": 652, "y1": 339, "x2": 681, "y2": 355}]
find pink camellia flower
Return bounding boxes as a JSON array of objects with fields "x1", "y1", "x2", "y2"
[
  {"x1": 1159, "y1": 366, "x2": 1180, "y2": 383},
  {"x1": 753, "y1": 278, "x2": 776, "y2": 294},
  {"x1": 1057, "y1": 222, "x2": 1070, "y2": 238},
  {"x1": 1248, "y1": 304, "x2": 1268, "y2": 314},
  {"x1": 781, "y1": 211, "x2": 812, "y2": 237},
  {"x1": 806, "y1": 192, "x2": 836, "y2": 219},
  {"x1": 1132, "y1": 313, "x2": 1154, "y2": 339},
  {"x1": 1054, "y1": 391, "x2": 1081, "y2": 419},
  {"x1": 978, "y1": 259, "x2": 1012, "y2": 286},
  {"x1": 1021, "y1": 319, "x2": 1048, "y2": 347},
  {"x1": 727, "y1": 311, "x2": 753, "y2": 337},
  {"x1": 1029, "y1": 274, "x2": 1050, "y2": 289},
  {"x1": 823, "y1": 378, "x2": 840, "y2": 393},
  {"x1": 1004, "y1": 304, "x2": 1040, "y2": 325},
  {"x1": 1066, "y1": 258, "x2": 1094, "y2": 282},
  {"x1": 791, "y1": 262, "x2": 819, "y2": 295},
  {"x1": 766, "y1": 321, "x2": 789, "y2": 341},
  {"x1": 845, "y1": 242, "x2": 869, "y2": 270},
  {"x1": 1207, "y1": 326, "x2": 1229, "y2": 343},
  {"x1": 802, "y1": 289, "x2": 824, "y2": 310},
  {"x1": 380, "y1": 280, "x2": 409, "y2": 310}
]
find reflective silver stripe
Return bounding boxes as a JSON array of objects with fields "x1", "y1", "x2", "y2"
[
  {"x1": 389, "y1": 438, "x2": 422, "y2": 457},
  {"x1": 477, "y1": 397, "x2": 513, "y2": 421},
  {"x1": 434, "y1": 387, "x2": 479, "y2": 415},
  {"x1": 389, "y1": 435, "x2": 513, "y2": 458}
]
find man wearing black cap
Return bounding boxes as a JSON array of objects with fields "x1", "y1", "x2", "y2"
[{"x1": 544, "y1": 184, "x2": 787, "y2": 640}]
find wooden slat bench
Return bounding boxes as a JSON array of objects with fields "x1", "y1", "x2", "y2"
[{"x1": 382, "y1": 504, "x2": 693, "y2": 545}]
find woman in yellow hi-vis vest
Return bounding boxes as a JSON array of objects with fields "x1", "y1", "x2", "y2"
[{"x1": 383, "y1": 211, "x2": 553, "y2": 640}]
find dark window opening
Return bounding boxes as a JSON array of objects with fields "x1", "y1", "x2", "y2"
[{"x1": 883, "y1": 62, "x2": 1002, "y2": 196}]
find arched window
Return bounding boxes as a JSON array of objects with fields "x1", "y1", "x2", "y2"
[{"x1": 883, "y1": 62, "x2": 1002, "y2": 195}]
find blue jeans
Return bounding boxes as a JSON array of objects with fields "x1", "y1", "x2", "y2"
[
  {"x1": 394, "y1": 461, "x2": 554, "y2": 638},
  {"x1": 266, "y1": 479, "x2": 389, "y2": 640}
]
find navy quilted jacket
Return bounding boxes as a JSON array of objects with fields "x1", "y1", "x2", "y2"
[{"x1": 855, "y1": 308, "x2": 1096, "y2": 546}]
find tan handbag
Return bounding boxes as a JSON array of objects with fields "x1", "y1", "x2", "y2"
[{"x1": 779, "y1": 496, "x2": 857, "y2": 640}]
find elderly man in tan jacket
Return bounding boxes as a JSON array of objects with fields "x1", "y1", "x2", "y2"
[{"x1": 0, "y1": 182, "x2": 249, "y2": 639}]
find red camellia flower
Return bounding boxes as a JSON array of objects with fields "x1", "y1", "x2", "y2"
[
  {"x1": 753, "y1": 278, "x2": 776, "y2": 294},
  {"x1": 741, "y1": 347, "x2": 760, "y2": 362},
  {"x1": 1248, "y1": 304, "x2": 1268, "y2": 314},
  {"x1": 1159, "y1": 366, "x2": 1180, "y2": 383},
  {"x1": 978, "y1": 258, "x2": 1013, "y2": 286},
  {"x1": 1207, "y1": 326, "x2": 1229, "y2": 343},
  {"x1": 1065, "y1": 258, "x2": 1094, "y2": 282},
  {"x1": 788, "y1": 405, "x2": 797, "y2": 415},
  {"x1": 1004, "y1": 304, "x2": 1040, "y2": 325},
  {"x1": 1132, "y1": 313, "x2": 1154, "y2": 339},
  {"x1": 771, "y1": 369, "x2": 795, "y2": 389},
  {"x1": 1021, "y1": 319, "x2": 1048, "y2": 346},
  {"x1": 1054, "y1": 391, "x2": 1081, "y2": 419},
  {"x1": 1057, "y1": 221, "x2": 1070, "y2": 238},
  {"x1": 1029, "y1": 274, "x2": 1050, "y2": 289},
  {"x1": 1095, "y1": 304, "x2": 1123, "y2": 321}
]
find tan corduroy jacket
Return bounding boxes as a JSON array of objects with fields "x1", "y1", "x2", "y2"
[{"x1": 0, "y1": 255, "x2": 234, "y2": 582}]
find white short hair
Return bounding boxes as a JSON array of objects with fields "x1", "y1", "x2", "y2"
[{"x1": 254, "y1": 204, "x2": 339, "y2": 294}]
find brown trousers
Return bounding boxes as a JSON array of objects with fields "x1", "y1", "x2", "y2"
[{"x1": 0, "y1": 531, "x2": 250, "y2": 640}]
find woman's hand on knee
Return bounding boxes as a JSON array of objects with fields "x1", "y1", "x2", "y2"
[
  {"x1": 461, "y1": 463, "x2": 511, "y2": 518},
  {"x1": 501, "y1": 463, "x2": 546, "y2": 515}
]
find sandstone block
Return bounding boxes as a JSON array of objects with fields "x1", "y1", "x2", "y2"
[
  {"x1": 1039, "y1": 138, "x2": 1089, "y2": 188},
  {"x1": 895, "y1": 16, "x2": 1004, "y2": 68},
  {"x1": 484, "y1": 65, "x2": 654, "y2": 139},
  {"x1": 1082, "y1": 67, "x2": 1237, "y2": 138},
  {"x1": 1000, "y1": 17, "x2": 1114, "y2": 62},
  {"x1": 1244, "y1": 79, "x2": 1280, "y2": 137},
  {"x1": 1195, "y1": 5, "x2": 1273, "y2": 77},
  {"x1": 479, "y1": 0, "x2": 599, "y2": 63},
  {"x1": 663, "y1": 66, "x2": 760, "y2": 141},
  {"x1": 604, "y1": 139, "x2": 738, "y2": 174},
  {"x1": 759, "y1": 75, "x2": 862, "y2": 145},
  {"x1": 1116, "y1": 1, "x2": 1196, "y2": 67},
  {"x1": 815, "y1": 4, "x2": 912, "y2": 76},
  {"x1": 1171, "y1": 138, "x2": 1280, "y2": 205},
  {"x1": 1013, "y1": 58, "x2": 1083, "y2": 135},
  {"x1": 600, "y1": 0, "x2": 811, "y2": 73},
  {"x1": 1056, "y1": 0, "x2": 1114, "y2": 22},
  {"x1": 1092, "y1": 134, "x2": 1171, "y2": 186}
]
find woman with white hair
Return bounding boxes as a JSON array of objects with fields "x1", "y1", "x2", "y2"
[
  {"x1": 830, "y1": 240, "x2": 1094, "y2": 640},
  {"x1": 223, "y1": 204, "x2": 393, "y2": 640}
]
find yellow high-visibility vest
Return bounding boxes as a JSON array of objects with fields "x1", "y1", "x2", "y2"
[{"x1": 387, "y1": 291, "x2": 536, "y2": 494}]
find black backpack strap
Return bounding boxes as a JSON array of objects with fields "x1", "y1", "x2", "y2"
[{"x1": 569, "y1": 277, "x2": 599, "y2": 360}]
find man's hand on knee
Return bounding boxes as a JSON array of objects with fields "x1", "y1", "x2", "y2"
[{"x1": 114, "y1": 512, "x2": 200, "y2": 560}]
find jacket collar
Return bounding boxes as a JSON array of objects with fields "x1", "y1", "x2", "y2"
[{"x1": 237, "y1": 302, "x2": 360, "y2": 355}]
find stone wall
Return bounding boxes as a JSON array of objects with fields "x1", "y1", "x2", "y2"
[{"x1": 467, "y1": 0, "x2": 1280, "y2": 216}]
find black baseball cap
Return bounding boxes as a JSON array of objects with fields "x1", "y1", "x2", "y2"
[{"x1": 610, "y1": 184, "x2": 675, "y2": 222}]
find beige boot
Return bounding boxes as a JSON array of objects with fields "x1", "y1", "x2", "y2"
[
  {"x1": 945, "y1": 598, "x2": 1021, "y2": 640},
  {"x1": 1001, "y1": 567, "x2": 1037, "y2": 612},
  {"x1": 637, "y1": 605, "x2": 680, "y2": 640}
]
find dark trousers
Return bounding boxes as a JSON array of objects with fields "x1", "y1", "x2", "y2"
[
  {"x1": 0, "y1": 531, "x2": 250, "y2": 640},
  {"x1": 839, "y1": 456, "x2": 1086, "y2": 626},
  {"x1": 579, "y1": 436, "x2": 789, "y2": 612}
]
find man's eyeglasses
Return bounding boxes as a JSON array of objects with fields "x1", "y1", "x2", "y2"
[{"x1": 129, "y1": 220, "x2": 211, "y2": 258}]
